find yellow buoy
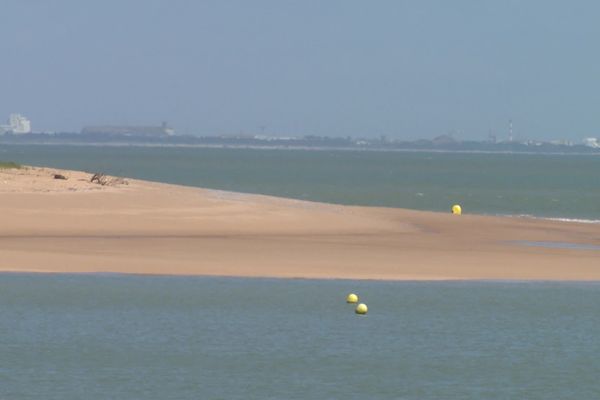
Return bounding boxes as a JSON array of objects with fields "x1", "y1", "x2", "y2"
[
  {"x1": 452, "y1": 204, "x2": 462, "y2": 215},
  {"x1": 346, "y1": 293, "x2": 359, "y2": 303},
  {"x1": 355, "y1": 303, "x2": 368, "y2": 315}
]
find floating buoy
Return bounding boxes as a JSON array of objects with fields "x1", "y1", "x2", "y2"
[
  {"x1": 452, "y1": 204, "x2": 462, "y2": 215},
  {"x1": 346, "y1": 293, "x2": 359, "y2": 303},
  {"x1": 355, "y1": 303, "x2": 368, "y2": 315}
]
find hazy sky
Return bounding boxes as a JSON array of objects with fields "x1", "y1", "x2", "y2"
[{"x1": 1, "y1": 1, "x2": 599, "y2": 140}]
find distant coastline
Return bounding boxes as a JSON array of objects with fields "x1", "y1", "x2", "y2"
[{"x1": 1, "y1": 132, "x2": 600, "y2": 155}]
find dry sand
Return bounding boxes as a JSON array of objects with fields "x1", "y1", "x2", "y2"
[{"x1": 1, "y1": 166, "x2": 599, "y2": 280}]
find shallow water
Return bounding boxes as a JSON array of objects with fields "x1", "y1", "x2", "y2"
[
  {"x1": 514, "y1": 241, "x2": 600, "y2": 251},
  {"x1": 1, "y1": 274, "x2": 600, "y2": 399}
]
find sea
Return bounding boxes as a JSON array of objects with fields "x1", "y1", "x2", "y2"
[{"x1": 1, "y1": 145, "x2": 600, "y2": 399}]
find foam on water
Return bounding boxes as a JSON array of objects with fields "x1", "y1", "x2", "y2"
[{"x1": 514, "y1": 214, "x2": 600, "y2": 224}]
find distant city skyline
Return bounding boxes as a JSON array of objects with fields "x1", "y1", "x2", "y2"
[{"x1": 1, "y1": 1, "x2": 599, "y2": 140}]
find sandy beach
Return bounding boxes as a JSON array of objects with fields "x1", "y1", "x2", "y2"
[{"x1": 1, "y1": 166, "x2": 599, "y2": 280}]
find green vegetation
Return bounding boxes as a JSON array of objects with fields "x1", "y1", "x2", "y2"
[{"x1": 0, "y1": 161, "x2": 21, "y2": 169}]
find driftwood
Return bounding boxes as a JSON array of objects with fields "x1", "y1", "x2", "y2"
[
  {"x1": 90, "y1": 173, "x2": 128, "y2": 186},
  {"x1": 90, "y1": 173, "x2": 108, "y2": 185}
]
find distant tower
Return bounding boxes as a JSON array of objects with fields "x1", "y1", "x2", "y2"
[{"x1": 508, "y1": 119, "x2": 513, "y2": 142}]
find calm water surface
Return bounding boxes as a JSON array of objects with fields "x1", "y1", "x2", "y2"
[{"x1": 1, "y1": 274, "x2": 599, "y2": 399}]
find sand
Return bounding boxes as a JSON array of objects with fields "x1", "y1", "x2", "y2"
[{"x1": 1, "y1": 166, "x2": 599, "y2": 280}]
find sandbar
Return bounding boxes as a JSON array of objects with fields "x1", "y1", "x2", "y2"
[{"x1": 1, "y1": 166, "x2": 599, "y2": 281}]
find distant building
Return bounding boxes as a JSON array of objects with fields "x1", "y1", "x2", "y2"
[
  {"x1": 81, "y1": 122, "x2": 174, "y2": 137},
  {"x1": 0, "y1": 114, "x2": 32, "y2": 134},
  {"x1": 432, "y1": 134, "x2": 457, "y2": 145},
  {"x1": 583, "y1": 137, "x2": 599, "y2": 148},
  {"x1": 549, "y1": 139, "x2": 574, "y2": 146}
]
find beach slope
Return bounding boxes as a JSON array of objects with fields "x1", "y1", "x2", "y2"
[{"x1": 1, "y1": 166, "x2": 599, "y2": 280}]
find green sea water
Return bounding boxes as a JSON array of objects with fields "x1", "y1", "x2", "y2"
[
  {"x1": 2, "y1": 144, "x2": 599, "y2": 220},
  {"x1": 1, "y1": 274, "x2": 600, "y2": 399}
]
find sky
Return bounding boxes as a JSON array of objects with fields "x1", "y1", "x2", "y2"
[{"x1": 1, "y1": 0, "x2": 599, "y2": 141}]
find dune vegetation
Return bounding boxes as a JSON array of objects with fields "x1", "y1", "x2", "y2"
[{"x1": 0, "y1": 161, "x2": 21, "y2": 169}]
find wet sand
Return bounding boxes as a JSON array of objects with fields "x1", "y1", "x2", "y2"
[{"x1": 1, "y1": 166, "x2": 599, "y2": 280}]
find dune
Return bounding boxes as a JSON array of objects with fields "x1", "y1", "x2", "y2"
[{"x1": 1, "y1": 166, "x2": 599, "y2": 280}]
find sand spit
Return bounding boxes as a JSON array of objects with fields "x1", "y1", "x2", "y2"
[{"x1": 1, "y1": 166, "x2": 599, "y2": 280}]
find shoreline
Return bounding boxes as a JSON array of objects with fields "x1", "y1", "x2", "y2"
[
  {"x1": 3, "y1": 161, "x2": 600, "y2": 225},
  {"x1": 4, "y1": 269, "x2": 600, "y2": 284},
  {"x1": 1, "y1": 165, "x2": 599, "y2": 281}
]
